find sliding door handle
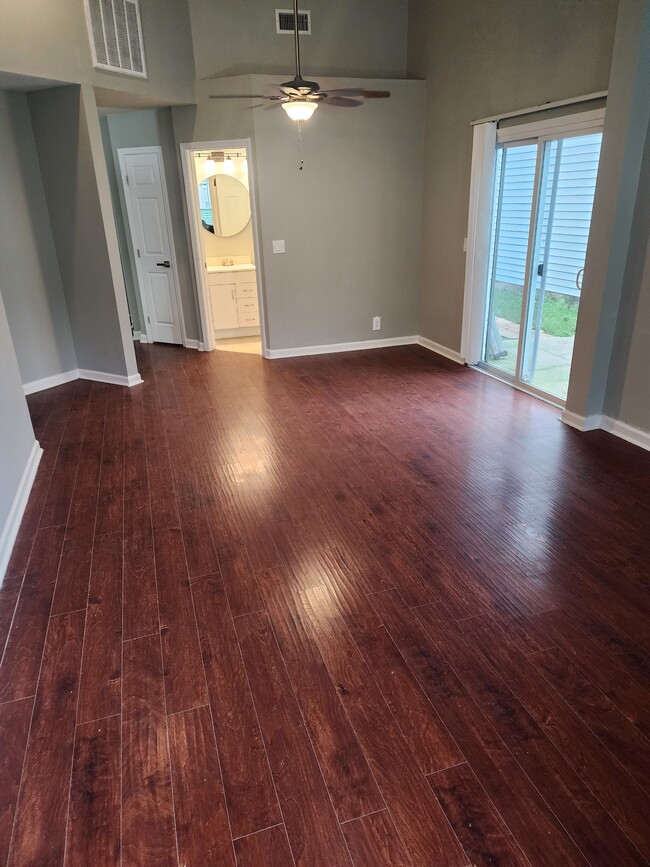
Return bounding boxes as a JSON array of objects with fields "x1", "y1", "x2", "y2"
[{"x1": 157, "y1": 260, "x2": 171, "y2": 268}]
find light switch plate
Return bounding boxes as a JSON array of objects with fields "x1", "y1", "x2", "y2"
[{"x1": 272, "y1": 240, "x2": 286, "y2": 254}]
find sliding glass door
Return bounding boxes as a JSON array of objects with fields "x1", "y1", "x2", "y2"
[{"x1": 481, "y1": 129, "x2": 602, "y2": 402}]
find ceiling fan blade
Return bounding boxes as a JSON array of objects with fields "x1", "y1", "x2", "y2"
[
  {"x1": 263, "y1": 101, "x2": 286, "y2": 110},
  {"x1": 322, "y1": 96, "x2": 363, "y2": 107},
  {"x1": 317, "y1": 88, "x2": 365, "y2": 97},
  {"x1": 361, "y1": 90, "x2": 391, "y2": 99},
  {"x1": 209, "y1": 94, "x2": 281, "y2": 100}
]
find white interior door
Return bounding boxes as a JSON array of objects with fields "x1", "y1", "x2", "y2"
[{"x1": 121, "y1": 150, "x2": 183, "y2": 345}]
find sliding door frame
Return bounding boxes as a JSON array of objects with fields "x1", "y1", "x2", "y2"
[{"x1": 461, "y1": 108, "x2": 605, "y2": 404}]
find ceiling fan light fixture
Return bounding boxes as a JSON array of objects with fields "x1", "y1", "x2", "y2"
[{"x1": 282, "y1": 100, "x2": 318, "y2": 121}]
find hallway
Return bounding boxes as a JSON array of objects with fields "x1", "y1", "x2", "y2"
[{"x1": 0, "y1": 343, "x2": 648, "y2": 866}]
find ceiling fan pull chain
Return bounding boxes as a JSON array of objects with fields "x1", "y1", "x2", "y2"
[{"x1": 297, "y1": 120, "x2": 304, "y2": 171}]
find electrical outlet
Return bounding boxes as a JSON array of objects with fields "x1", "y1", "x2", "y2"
[{"x1": 372, "y1": 316, "x2": 381, "y2": 331}]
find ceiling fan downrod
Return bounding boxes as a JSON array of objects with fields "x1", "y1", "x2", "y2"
[{"x1": 293, "y1": 0, "x2": 302, "y2": 83}]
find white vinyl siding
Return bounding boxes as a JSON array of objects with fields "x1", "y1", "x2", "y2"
[
  {"x1": 491, "y1": 133, "x2": 602, "y2": 296},
  {"x1": 489, "y1": 143, "x2": 537, "y2": 289}
]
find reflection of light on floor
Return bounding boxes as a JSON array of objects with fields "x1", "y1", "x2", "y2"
[
  {"x1": 214, "y1": 337, "x2": 262, "y2": 355},
  {"x1": 303, "y1": 584, "x2": 337, "y2": 620}
]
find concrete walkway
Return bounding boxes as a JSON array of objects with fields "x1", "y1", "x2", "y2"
[{"x1": 488, "y1": 317, "x2": 574, "y2": 399}]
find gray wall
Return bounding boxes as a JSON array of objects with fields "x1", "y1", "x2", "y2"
[
  {"x1": 604, "y1": 116, "x2": 650, "y2": 431},
  {"x1": 567, "y1": 0, "x2": 650, "y2": 429},
  {"x1": 189, "y1": 0, "x2": 408, "y2": 81},
  {"x1": 0, "y1": 0, "x2": 195, "y2": 105},
  {"x1": 173, "y1": 75, "x2": 425, "y2": 351},
  {"x1": 101, "y1": 108, "x2": 201, "y2": 341},
  {"x1": 0, "y1": 89, "x2": 77, "y2": 385},
  {"x1": 408, "y1": 0, "x2": 619, "y2": 350},
  {"x1": 0, "y1": 293, "x2": 37, "y2": 575},
  {"x1": 99, "y1": 115, "x2": 142, "y2": 334},
  {"x1": 253, "y1": 77, "x2": 425, "y2": 349},
  {"x1": 172, "y1": 76, "x2": 256, "y2": 144},
  {"x1": 28, "y1": 85, "x2": 137, "y2": 377}
]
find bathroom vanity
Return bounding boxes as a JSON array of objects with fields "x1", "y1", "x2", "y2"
[{"x1": 207, "y1": 264, "x2": 259, "y2": 335}]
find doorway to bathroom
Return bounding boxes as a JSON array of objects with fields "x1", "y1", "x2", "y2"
[{"x1": 181, "y1": 138, "x2": 266, "y2": 357}]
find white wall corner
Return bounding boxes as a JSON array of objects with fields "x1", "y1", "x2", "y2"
[
  {"x1": 23, "y1": 369, "x2": 80, "y2": 396},
  {"x1": 78, "y1": 369, "x2": 143, "y2": 388},
  {"x1": 417, "y1": 336, "x2": 466, "y2": 365},
  {"x1": 560, "y1": 410, "x2": 603, "y2": 431},
  {"x1": 0, "y1": 441, "x2": 43, "y2": 584},
  {"x1": 601, "y1": 416, "x2": 650, "y2": 451}
]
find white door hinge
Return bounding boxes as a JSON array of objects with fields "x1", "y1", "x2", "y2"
[
  {"x1": 137, "y1": 249, "x2": 140, "y2": 258},
  {"x1": 125, "y1": 175, "x2": 129, "y2": 186},
  {"x1": 147, "y1": 315, "x2": 151, "y2": 324}
]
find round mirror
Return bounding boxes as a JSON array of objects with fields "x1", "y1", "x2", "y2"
[{"x1": 198, "y1": 173, "x2": 251, "y2": 237}]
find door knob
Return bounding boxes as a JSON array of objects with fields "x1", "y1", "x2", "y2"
[{"x1": 157, "y1": 260, "x2": 171, "y2": 268}]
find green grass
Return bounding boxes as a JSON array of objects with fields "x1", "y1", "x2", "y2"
[{"x1": 493, "y1": 283, "x2": 579, "y2": 337}]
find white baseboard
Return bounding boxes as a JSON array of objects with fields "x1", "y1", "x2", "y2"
[
  {"x1": 24, "y1": 367, "x2": 144, "y2": 393},
  {"x1": 132, "y1": 330, "x2": 142, "y2": 341},
  {"x1": 416, "y1": 336, "x2": 466, "y2": 364},
  {"x1": 0, "y1": 440, "x2": 42, "y2": 584},
  {"x1": 23, "y1": 369, "x2": 79, "y2": 396},
  {"x1": 561, "y1": 410, "x2": 650, "y2": 451},
  {"x1": 78, "y1": 369, "x2": 144, "y2": 388},
  {"x1": 601, "y1": 416, "x2": 650, "y2": 451},
  {"x1": 184, "y1": 338, "x2": 206, "y2": 351},
  {"x1": 560, "y1": 410, "x2": 603, "y2": 431},
  {"x1": 266, "y1": 335, "x2": 418, "y2": 359}
]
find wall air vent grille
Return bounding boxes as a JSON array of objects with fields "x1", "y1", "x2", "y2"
[
  {"x1": 276, "y1": 9, "x2": 311, "y2": 35},
  {"x1": 84, "y1": 0, "x2": 147, "y2": 78}
]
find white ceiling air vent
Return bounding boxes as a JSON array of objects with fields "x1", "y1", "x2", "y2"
[
  {"x1": 276, "y1": 9, "x2": 311, "y2": 35},
  {"x1": 84, "y1": 0, "x2": 147, "y2": 77}
]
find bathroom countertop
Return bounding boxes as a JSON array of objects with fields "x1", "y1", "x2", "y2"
[{"x1": 207, "y1": 264, "x2": 256, "y2": 273}]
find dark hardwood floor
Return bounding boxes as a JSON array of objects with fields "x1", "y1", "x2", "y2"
[{"x1": 0, "y1": 342, "x2": 648, "y2": 866}]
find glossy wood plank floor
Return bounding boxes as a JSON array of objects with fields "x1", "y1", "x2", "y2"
[{"x1": 1, "y1": 343, "x2": 649, "y2": 866}]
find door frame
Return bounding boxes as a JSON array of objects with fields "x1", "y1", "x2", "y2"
[
  {"x1": 461, "y1": 108, "x2": 605, "y2": 404},
  {"x1": 179, "y1": 138, "x2": 268, "y2": 356},
  {"x1": 117, "y1": 146, "x2": 187, "y2": 346}
]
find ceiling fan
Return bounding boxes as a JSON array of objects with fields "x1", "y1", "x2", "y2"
[{"x1": 209, "y1": 0, "x2": 390, "y2": 121}]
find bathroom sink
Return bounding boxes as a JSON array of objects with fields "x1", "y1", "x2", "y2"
[{"x1": 207, "y1": 264, "x2": 256, "y2": 273}]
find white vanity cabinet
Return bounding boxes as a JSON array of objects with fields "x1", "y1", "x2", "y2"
[
  {"x1": 210, "y1": 281, "x2": 239, "y2": 329},
  {"x1": 208, "y1": 267, "x2": 259, "y2": 333}
]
